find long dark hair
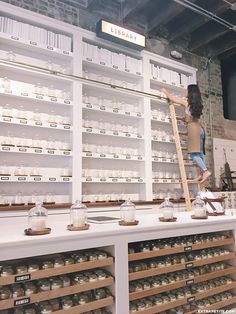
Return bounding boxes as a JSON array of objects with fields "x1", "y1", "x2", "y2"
[{"x1": 187, "y1": 84, "x2": 203, "y2": 119}]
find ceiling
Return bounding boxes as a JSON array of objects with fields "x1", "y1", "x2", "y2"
[{"x1": 84, "y1": 0, "x2": 236, "y2": 60}]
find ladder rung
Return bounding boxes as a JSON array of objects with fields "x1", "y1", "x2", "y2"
[
  {"x1": 181, "y1": 147, "x2": 188, "y2": 150},
  {"x1": 176, "y1": 115, "x2": 185, "y2": 121},
  {"x1": 187, "y1": 179, "x2": 200, "y2": 184},
  {"x1": 179, "y1": 131, "x2": 188, "y2": 136}
]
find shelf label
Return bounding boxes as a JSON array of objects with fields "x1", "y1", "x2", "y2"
[
  {"x1": 19, "y1": 148, "x2": 27, "y2": 152},
  {"x1": 64, "y1": 99, "x2": 71, "y2": 104},
  {"x1": 100, "y1": 130, "x2": 106, "y2": 134},
  {"x1": 86, "y1": 128, "x2": 92, "y2": 132},
  {"x1": 186, "y1": 279, "x2": 194, "y2": 285},
  {"x1": 19, "y1": 119, "x2": 27, "y2": 124},
  {"x1": 34, "y1": 149, "x2": 42, "y2": 153},
  {"x1": 63, "y1": 50, "x2": 69, "y2": 55},
  {"x1": 186, "y1": 263, "x2": 193, "y2": 269},
  {"x1": 47, "y1": 45, "x2": 54, "y2": 51},
  {"x1": 184, "y1": 246, "x2": 192, "y2": 252},
  {"x1": 15, "y1": 274, "x2": 31, "y2": 283},
  {"x1": 100, "y1": 178, "x2": 106, "y2": 182},
  {"x1": 100, "y1": 61, "x2": 106, "y2": 66},
  {"x1": 153, "y1": 116, "x2": 157, "y2": 120},
  {"x1": 170, "y1": 159, "x2": 175, "y2": 163},
  {"x1": 47, "y1": 150, "x2": 55, "y2": 154},
  {"x1": 1, "y1": 176, "x2": 9, "y2": 181},
  {"x1": 154, "y1": 179, "x2": 159, "y2": 183},
  {"x1": 112, "y1": 178, "x2": 118, "y2": 182},
  {"x1": 113, "y1": 108, "x2": 118, "y2": 113},
  {"x1": 33, "y1": 177, "x2": 41, "y2": 182},
  {"x1": 35, "y1": 121, "x2": 42, "y2": 126},
  {"x1": 86, "y1": 103, "x2": 92, "y2": 108},
  {"x1": 63, "y1": 125, "x2": 71, "y2": 130},
  {"x1": 171, "y1": 179, "x2": 176, "y2": 183},
  {"x1": 86, "y1": 152, "x2": 92, "y2": 157},
  {"x1": 125, "y1": 133, "x2": 131, "y2": 137},
  {"x1": 138, "y1": 156, "x2": 143, "y2": 160},
  {"x1": 136, "y1": 72, "x2": 141, "y2": 76},
  {"x1": 63, "y1": 177, "x2": 70, "y2": 182},
  {"x1": 126, "y1": 155, "x2": 131, "y2": 160},
  {"x1": 18, "y1": 177, "x2": 26, "y2": 181},
  {"x1": 153, "y1": 76, "x2": 157, "y2": 80},
  {"x1": 50, "y1": 97, "x2": 57, "y2": 102},
  {"x1": 162, "y1": 79, "x2": 166, "y2": 83},
  {"x1": 86, "y1": 57, "x2": 92, "y2": 61},
  {"x1": 21, "y1": 92, "x2": 29, "y2": 97},
  {"x1": 162, "y1": 138, "x2": 166, "y2": 142},
  {"x1": 126, "y1": 178, "x2": 131, "y2": 182},
  {"x1": 138, "y1": 179, "x2": 143, "y2": 183},
  {"x1": 113, "y1": 131, "x2": 119, "y2": 136},
  {"x1": 100, "y1": 105, "x2": 106, "y2": 111},
  {"x1": 50, "y1": 123, "x2": 57, "y2": 128},
  {"x1": 3, "y1": 117, "x2": 11, "y2": 122},
  {"x1": 49, "y1": 177, "x2": 56, "y2": 181},
  {"x1": 2, "y1": 146, "x2": 10, "y2": 151},
  {"x1": 113, "y1": 65, "x2": 118, "y2": 69},
  {"x1": 11, "y1": 35, "x2": 19, "y2": 40},
  {"x1": 125, "y1": 111, "x2": 130, "y2": 116},
  {"x1": 163, "y1": 179, "x2": 168, "y2": 183},
  {"x1": 30, "y1": 40, "x2": 37, "y2": 46},
  {"x1": 113, "y1": 154, "x2": 119, "y2": 159},
  {"x1": 14, "y1": 297, "x2": 30, "y2": 307},
  {"x1": 125, "y1": 68, "x2": 130, "y2": 72},
  {"x1": 187, "y1": 297, "x2": 195, "y2": 303},
  {"x1": 137, "y1": 113, "x2": 142, "y2": 117},
  {"x1": 86, "y1": 177, "x2": 92, "y2": 182},
  {"x1": 100, "y1": 154, "x2": 106, "y2": 158},
  {"x1": 162, "y1": 158, "x2": 167, "y2": 162},
  {"x1": 63, "y1": 151, "x2": 70, "y2": 156}
]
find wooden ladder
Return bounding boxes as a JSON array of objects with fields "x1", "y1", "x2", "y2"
[{"x1": 168, "y1": 101, "x2": 200, "y2": 211}]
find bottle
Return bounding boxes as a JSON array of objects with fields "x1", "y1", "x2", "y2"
[
  {"x1": 70, "y1": 201, "x2": 87, "y2": 227},
  {"x1": 28, "y1": 202, "x2": 48, "y2": 231},
  {"x1": 120, "y1": 199, "x2": 136, "y2": 222},
  {"x1": 192, "y1": 195, "x2": 206, "y2": 217},
  {"x1": 159, "y1": 197, "x2": 174, "y2": 219}
]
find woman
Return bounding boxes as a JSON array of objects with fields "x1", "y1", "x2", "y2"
[{"x1": 161, "y1": 84, "x2": 211, "y2": 184}]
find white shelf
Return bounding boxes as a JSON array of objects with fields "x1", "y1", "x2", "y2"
[
  {"x1": 82, "y1": 177, "x2": 145, "y2": 183},
  {"x1": 0, "y1": 90, "x2": 73, "y2": 107},
  {"x1": 82, "y1": 127, "x2": 143, "y2": 140},
  {"x1": 0, "y1": 116, "x2": 72, "y2": 131},
  {"x1": 0, "y1": 32, "x2": 73, "y2": 58},
  {"x1": 82, "y1": 103, "x2": 143, "y2": 119},
  {"x1": 82, "y1": 152, "x2": 144, "y2": 161},
  {"x1": 152, "y1": 178, "x2": 181, "y2": 184},
  {"x1": 0, "y1": 175, "x2": 72, "y2": 183},
  {"x1": 150, "y1": 77, "x2": 186, "y2": 93},
  {"x1": 0, "y1": 145, "x2": 72, "y2": 156},
  {"x1": 151, "y1": 116, "x2": 170, "y2": 123},
  {"x1": 152, "y1": 157, "x2": 193, "y2": 165},
  {"x1": 83, "y1": 57, "x2": 142, "y2": 79},
  {"x1": 152, "y1": 137, "x2": 175, "y2": 144}
]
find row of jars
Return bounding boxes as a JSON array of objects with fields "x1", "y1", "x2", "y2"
[
  {"x1": 0, "y1": 269, "x2": 111, "y2": 300},
  {"x1": 151, "y1": 129, "x2": 174, "y2": 141},
  {"x1": 0, "y1": 166, "x2": 71, "y2": 177},
  {"x1": 82, "y1": 168, "x2": 141, "y2": 179},
  {"x1": 153, "y1": 189, "x2": 188, "y2": 200},
  {"x1": 128, "y1": 232, "x2": 228, "y2": 253},
  {"x1": 129, "y1": 248, "x2": 231, "y2": 273},
  {"x1": 130, "y1": 262, "x2": 227, "y2": 292},
  {"x1": 0, "y1": 250, "x2": 109, "y2": 277},
  {"x1": 0, "y1": 135, "x2": 71, "y2": 151},
  {"x1": 1, "y1": 306, "x2": 111, "y2": 314},
  {"x1": 82, "y1": 193, "x2": 139, "y2": 203},
  {"x1": 0, "y1": 289, "x2": 112, "y2": 314},
  {"x1": 83, "y1": 118, "x2": 140, "y2": 135},
  {"x1": 152, "y1": 171, "x2": 180, "y2": 179},
  {"x1": 0, "y1": 192, "x2": 55, "y2": 206},
  {"x1": 0, "y1": 77, "x2": 71, "y2": 100},
  {"x1": 0, "y1": 105, "x2": 71, "y2": 126},
  {"x1": 151, "y1": 109, "x2": 170, "y2": 120},
  {"x1": 152, "y1": 150, "x2": 177, "y2": 160},
  {"x1": 83, "y1": 94, "x2": 142, "y2": 114},
  {"x1": 83, "y1": 143, "x2": 140, "y2": 157}
]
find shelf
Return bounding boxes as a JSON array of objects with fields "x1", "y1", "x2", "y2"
[
  {"x1": 150, "y1": 77, "x2": 186, "y2": 93},
  {"x1": 0, "y1": 277, "x2": 113, "y2": 310},
  {"x1": 0, "y1": 176, "x2": 72, "y2": 183},
  {"x1": 129, "y1": 266, "x2": 236, "y2": 301},
  {"x1": 205, "y1": 295, "x2": 236, "y2": 310},
  {"x1": 82, "y1": 127, "x2": 143, "y2": 140},
  {"x1": 129, "y1": 252, "x2": 236, "y2": 281},
  {"x1": 0, "y1": 32, "x2": 73, "y2": 58},
  {"x1": 82, "y1": 177, "x2": 145, "y2": 184},
  {"x1": 0, "y1": 90, "x2": 73, "y2": 107},
  {"x1": 82, "y1": 151, "x2": 144, "y2": 161},
  {"x1": 152, "y1": 157, "x2": 193, "y2": 166},
  {"x1": 54, "y1": 296, "x2": 114, "y2": 314},
  {"x1": 0, "y1": 116, "x2": 72, "y2": 131},
  {"x1": 0, "y1": 203, "x2": 72, "y2": 211},
  {"x1": 132, "y1": 298, "x2": 186, "y2": 314},
  {"x1": 1, "y1": 146, "x2": 72, "y2": 157},
  {"x1": 195, "y1": 281, "x2": 236, "y2": 300},
  {"x1": 151, "y1": 116, "x2": 170, "y2": 124},
  {"x1": 83, "y1": 103, "x2": 143, "y2": 119},
  {"x1": 128, "y1": 237, "x2": 234, "y2": 261},
  {"x1": 152, "y1": 178, "x2": 181, "y2": 184},
  {"x1": 152, "y1": 137, "x2": 175, "y2": 144},
  {"x1": 0, "y1": 257, "x2": 114, "y2": 286},
  {"x1": 83, "y1": 57, "x2": 142, "y2": 79}
]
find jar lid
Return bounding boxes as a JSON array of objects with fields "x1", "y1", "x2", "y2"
[{"x1": 70, "y1": 200, "x2": 87, "y2": 210}]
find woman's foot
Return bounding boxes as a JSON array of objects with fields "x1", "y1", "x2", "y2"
[
  {"x1": 196, "y1": 174, "x2": 203, "y2": 181},
  {"x1": 200, "y1": 170, "x2": 211, "y2": 183}
]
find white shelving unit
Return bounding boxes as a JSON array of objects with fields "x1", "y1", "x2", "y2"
[{"x1": 0, "y1": 2, "x2": 198, "y2": 208}]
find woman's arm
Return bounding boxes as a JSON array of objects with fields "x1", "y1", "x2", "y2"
[{"x1": 161, "y1": 88, "x2": 188, "y2": 108}]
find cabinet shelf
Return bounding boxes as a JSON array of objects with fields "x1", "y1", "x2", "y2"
[
  {"x1": 151, "y1": 116, "x2": 170, "y2": 124},
  {"x1": 0, "y1": 176, "x2": 72, "y2": 183},
  {"x1": 82, "y1": 177, "x2": 145, "y2": 184},
  {"x1": 129, "y1": 266, "x2": 236, "y2": 301},
  {"x1": 0, "y1": 257, "x2": 114, "y2": 286},
  {"x1": 150, "y1": 77, "x2": 186, "y2": 93},
  {"x1": 129, "y1": 252, "x2": 236, "y2": 281},
  {"x1": 129, "y1": 237, "x2": 234, "y2": 261},
  {"x1": 152, "y1": 178, "x2": 181, "y2": 184},
  {"x1": 82, "y1": 152, "x2": 144, "y2": 161},
  {"x1": 0, "y1": 32, "x2": 73, "y2": 58},
  {"x1": 205, "y1": 295, "x2": 236, "y2": 311},
  {"x1": 0, "y1": 277, "x2": 113, "y2": 310},
  {"x1": 1, "y1": 146, "x2": 72, "y2": 157},
  {"x1": 83, "y1": 103, "x2": 143, "y2": 119},
  {"x1": 83, "y1": 127, "x2": 143, "y2": 140},
  {"x1": 0, "y1": 116, "x2": 72, "y2": 131},
  {"x1": 152, "y1": 157, "x2": 193, "y2": 166},
  {"x1": 152, "y1": 137, "x2": 175, "y2": 144}
]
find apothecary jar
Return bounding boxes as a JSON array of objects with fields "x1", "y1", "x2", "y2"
[
  {"x1": 120, "y1": 199, "x2": 136, "y2": 222},
  {"x1": 70, "y1": 201, "x2": 88, "y2": 227},
  {"x1": 159, "y1": 197, "x2": 174, "y2": 219},
  {"x1": 192, "y1": 195, "x2": 206, "y2": 217},
  {"x1": 28, "y1": 202, "x2": 48, "y2": 231}
]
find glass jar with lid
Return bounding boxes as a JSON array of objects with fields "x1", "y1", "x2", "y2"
[
  {"x1": 120, "y1": 199, "x2": 136, "y2": 223},
  {"x1": 28, "y1": 202, "x2": 48, "y2": 231},
  {"x1": 159, "y1": 197, "x2": 174, "y2": 219},
  {"x1": 70, "y1": 200, "x2": 88, "y2": 228},
  {"x1": 192, "y1": 195, "x2": 206, "y2": 217}
]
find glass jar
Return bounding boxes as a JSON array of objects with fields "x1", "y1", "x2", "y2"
[
  {"x1": 120, "y1": 199, "x2": 136, "y2": 222},
  {"x1": 24, "y1": 282, "x2": 37, "y2": 296},
  {"x1": 159, "y1": 197, "x2": 174, "y2": 219},
  {"x1": 28, "y1": 202, "x2": 48, "y2": 231},
  {"x1": 192, "y1": 195, "x2": 206, "y2": 217},
  {"x1": 70, "y1": 200, "x2": 87, "y2": 227}
]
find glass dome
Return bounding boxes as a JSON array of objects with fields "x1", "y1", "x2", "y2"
[
  {"x1": 192, "y1": 195, "x2": 206, "y2": 217},
  {"x1": 120, "y1": 199, "x2": 136, "y2": 222},
  {"x1": 159, "y1": 197, "x2": 174, "y2": 219},
  {"x1": 28, "y1": 202, "x2": 48, "y2": 231},
  {"x1": 70, "y1": 200, "x2": 87, "y2": 227}
]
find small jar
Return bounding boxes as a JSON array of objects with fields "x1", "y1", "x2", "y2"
[
  {"x1": 154, "y1": 297, "x2": 163, "y2": 305},
  {"x1": 128, "y1": 247, "x2": 135, "y2": 254},
  {"x1": 94, "y1": 288, "x2": 107, "y2": 300},
  {"x1": 42, "y1": 261, "x2": 54, "y2": 270},
  {"x1": 152, "y1": 279, "x2": 161, "y2": 287},
  {"x1": 24, "y1": 282, "x2": 37, "y2": 296},
  {"x1": 142, "y1": 281, "x2": 151, "y2": 290},
  {"x1": 88, "y1": 253, "x2": 98, "y2": 261},
  {"x1": 169, "y1": 294, "x2": 177, "y2": 301},
  {"x1": 157, "y1": 261, "x2": 165, "y2": 268},
  {"x1": 130, "y1": 304, "x2": 137, "y2": 313},
  {"x1": 54, "y1": 258, "x2": 64, "y2": 268},
  {"x1": 140, "y1": 262, "x2": 148, "y2": 271},
  {"x1": 0, "y1": 287, "x2": 12, "y2": 300},
  {"x1": 144, "y1": 300, "x2": 153, "y2": 308},
  {"x1": 49, "y1": 299, "x2": 60, "y2": 311},
  {"x1": 148, "y1": 261, "x2": 157, "y2": 269},
  {"x1": 12, "y1": 285, "x2": 25, "y2": 298},
  {"x1": 73, "y1": 274, "x2": 89, "y2": 285},
  {"x1": 136, "y1": 302, "x2": 146, "y2": 311},
  {"x1": 177, "y1": 291, "x2": 185, "y2": 299},
  {"x1": 60, "y1": 275, "x2": 71, "y2": 287},
  {"x1": 28, "y1": 264, "x2": 39, "y2": 272},
  {"x1": 133, "y1": 264, "x2": 142, "y2": 272},
  {"x1": 61, "y1": 297, "x2": 73, "y2": 309},
  {"x1": 16, "y1": 265, "x2": 28, "y2": 274},
  {"x1": 78, "y1": 294, "x2": 89, "y2": 304},
  {"x1": 38, "y1": 279, "x2": 51, "y2": 292},
  {"x1": 39, "y1": 303, "x2": 53, "y2": 314},
  {"x1": 134, "y1": 283, "x2": 143, "y2": 292},
  {"x1": 25, "y1": 309, "x2": 37, "y2": 314},
  {"x1": 75, "y1": 254, "x2": 88, "y2": 263},
  {"x1": 165, "y1": 257, "x2": 172, "y2": 266},
  {"x1": 88, "y1": 273, "x2": 98, "y2": 282},
  {"x1": 95, "y1": 270, "x2": 107, "y2": 280},
  {"x1": 129, "y1": 284, "x2": 135, "y2": 293},
  {"x1": 140, "y1": 243, "x2": 151, "y2": 252},
  {"x1": 64, "y1": 257, "x2": 74, "y2": 265},
  {"x1": 97, "y1": 251, "x2": 107, "y2": 260},
  {"x1": 1, "y1": 266, "x2": 14, "y2": 276}
]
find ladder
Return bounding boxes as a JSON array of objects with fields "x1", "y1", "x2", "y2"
[{"x1": 168, "y1": 101, "x2": 200, "y2": 211}]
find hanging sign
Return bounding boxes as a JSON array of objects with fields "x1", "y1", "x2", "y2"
[{"x1": 96, "y1": 20, "x2": 145, "y2": 50}]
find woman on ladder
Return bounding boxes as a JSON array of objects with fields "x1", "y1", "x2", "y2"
[{"x1": 162, "y1": 84, "x2": 211, "y2": 184}]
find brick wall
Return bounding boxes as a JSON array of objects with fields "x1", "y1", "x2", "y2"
[{"x1": 2, "y1": 0, "x2": 236, "y2": 188}]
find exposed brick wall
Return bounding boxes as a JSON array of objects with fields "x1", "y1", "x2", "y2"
[{"x1": 2, "y1": 0, "x2": 236, "y2": 188}]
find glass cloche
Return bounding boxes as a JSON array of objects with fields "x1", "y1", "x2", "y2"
[
  {"x1": 70, "y1": 200, "x2": 87, "y2": 227},
  {"x1": 28, "y1": 202, "x2": 48, "y2": 231},
  {"x1": 159, "y1": 197, "x2": 174, "y2": 219},
  {"x1": 120, "y1": 199, "x2": 136, "y2": 222},
  {"x1": 192, "y1": 195, "x2": 206, "y2": 217}
]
